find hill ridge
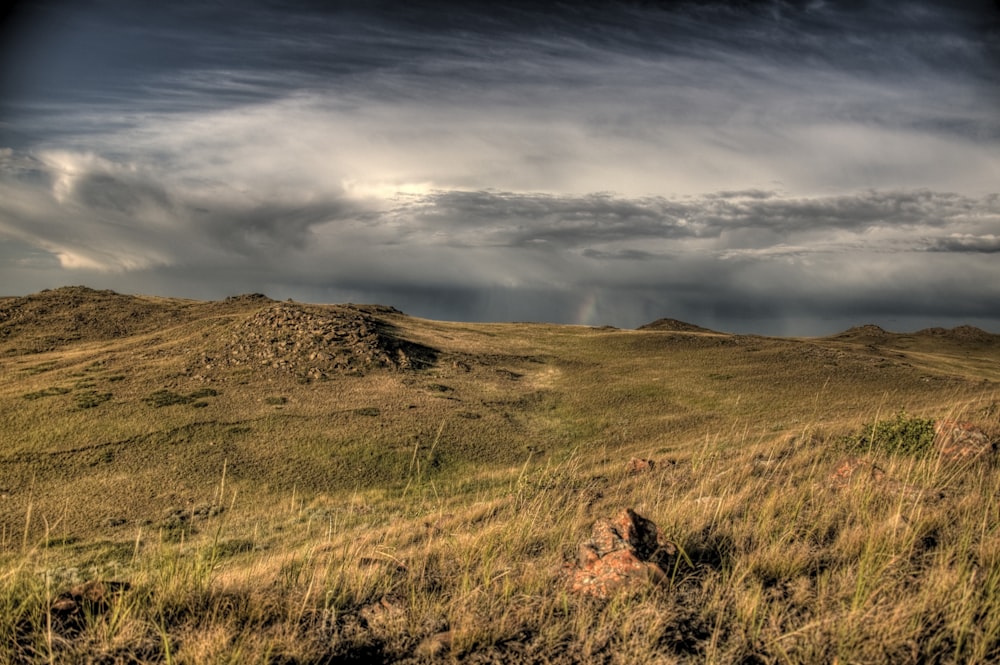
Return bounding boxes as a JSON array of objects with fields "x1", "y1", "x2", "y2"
[
  {"x1": 637, "y1": 317, "x2": 718, "y2": 333},
  {"x1": 827, "y1": 323, "x2": 998, "y2": 345},
  {"x1": 2, "y1": 286, "x2": 997, "y2": 344}
]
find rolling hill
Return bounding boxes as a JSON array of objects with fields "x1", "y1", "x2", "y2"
[{"x1": 1, "y1": 287, "x2": 998, "y2": 663}]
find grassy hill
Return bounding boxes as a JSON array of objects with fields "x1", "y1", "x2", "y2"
[{"x1": 1, "y1": 287, "x2": 998, "y2": 663}]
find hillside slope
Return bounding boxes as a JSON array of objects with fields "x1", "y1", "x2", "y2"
[{"x1": 1, "y1": 288, "x2": 998, "y2": 663}]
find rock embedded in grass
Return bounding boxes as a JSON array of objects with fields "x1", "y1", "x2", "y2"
[
  {"x1": 566, "y1": 508, "x2": 676, "y2": 599},
  {"x1": 627, "y1": 457, "x2": 655, "y2": 474},
  {"x1": 934, "y1": 420, "x2": 996, "y2": 463},
  {"x1": 828, "y1": 456, "x2": 939, "y2": 500},
  {"x1": 50, "y1": 580, "x2": 131, "y2": 631},
  {"x1": 828, "y1": 456, "x2": 886, "y2": 490}
]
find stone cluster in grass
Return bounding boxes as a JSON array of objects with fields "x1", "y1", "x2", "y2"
[
  {"x1": 206, "y1": 303, "x2": 435, "y2": 380},
  {"x1": 934, "y1": 419, "x2": 997, "y2": 462}
]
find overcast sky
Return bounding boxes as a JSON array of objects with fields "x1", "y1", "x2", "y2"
[{"x1": 1, "y1": 0, "x2": 998, "y2": 335}]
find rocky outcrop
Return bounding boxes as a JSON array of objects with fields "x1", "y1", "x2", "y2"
[
  {"x1": 934, "y1": 421, "x2": 996, "y2": 463},
  {"x1": 51, "y1": 580, "x2": 131, "y2": 631},
  {"x1": 567, "y1": 509, "x2": 676, "y2": 599},
  {"x1": 916, "y1": 326, "x2": 998, "y2": 345},
  {"x1": 211, "y1": 303, "x2": 436, "y2": 379}
]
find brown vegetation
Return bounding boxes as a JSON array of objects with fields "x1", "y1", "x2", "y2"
[{"x1": 1, "y1": 287, "x2": 998, "y2": 663}]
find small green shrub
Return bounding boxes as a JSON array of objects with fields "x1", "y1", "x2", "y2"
[
  {"x1": 265, "y1": 396, "x2": 288, "y2": 405},
  {"x1": 846, "y1": 411, "x2": 937, "y2": 457}
]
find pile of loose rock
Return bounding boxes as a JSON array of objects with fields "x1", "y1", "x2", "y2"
[{"x1": 211, "y1": 303, "x2": 432, "y2": 379}]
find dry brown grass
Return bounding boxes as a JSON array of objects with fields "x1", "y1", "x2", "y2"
[{"x1": 1, "y1": 287, "x2": 999, "y2": 662}]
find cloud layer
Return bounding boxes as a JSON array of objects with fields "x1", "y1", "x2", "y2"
[{"x1": 1, "y1": 1, "x2": 999, "y2": 334}]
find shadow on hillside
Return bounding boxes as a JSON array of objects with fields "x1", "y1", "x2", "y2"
[{"x1": 373, "y1": 319, "x2": 439, "y2": 370}]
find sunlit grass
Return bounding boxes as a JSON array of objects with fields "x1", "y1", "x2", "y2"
[{"x1": 1, "y1": 291, "x2": 998, "y2": 661}]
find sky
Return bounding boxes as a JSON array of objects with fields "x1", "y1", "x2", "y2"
[{"x1": 1, "y1": 0, "x2": 998, "y2": 336}]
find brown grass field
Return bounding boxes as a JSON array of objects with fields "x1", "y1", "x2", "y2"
[{"x1": 1, "y1": 286, "x2": 998, "y2": 663}]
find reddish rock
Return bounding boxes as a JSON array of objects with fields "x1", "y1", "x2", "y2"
[
  {"x1": 935, "y1": 421, "x2": 996, "y2": 463},
  {"x1": 828, "y1": 457, "x2": 943, "y2": 500},
  {"x1": 359, "y1": 596, "x2": 407, "y2": 634},
  {"x1": 50, "y1": 580, "x2": 130, "y2": 628},
  {"x1": 567, "y1": 509, "x2": 675, "y2": 599},
  {"x1": 627, "y1": 457, "x2": 655, "y2": 475},
  {"x1": 829, "y1": 457, "x2": 886, "y2": 489},
  {"x1": 416, "y1": 631, "x2": 454, "y2": 658}
]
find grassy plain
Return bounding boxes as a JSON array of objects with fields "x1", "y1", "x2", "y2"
[{"x1": 1, "y1": 287, "x2": 998, "y2": 663}]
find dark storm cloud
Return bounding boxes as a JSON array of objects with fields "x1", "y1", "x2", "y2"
[
  {"x1": 926, "y1": 235, "x2": 1000, "y2": 253},
  {"x1": 0, "y1": 149, "x2": 364, "y2": 269},
  {"x1": 1, "y1": 1, "x2": 999, "y2": 334},
  {"x1": 3, "y1": 1, "x2": 998, "y2": 138},
  {"x1": 581, "y1": 248, "x2": 660, "y2": 261},
  {"x1": 394, "y1": 189, "x2": 994, "y2": 250},
  {"x1": 3, "y1": 143, "x2": 996, "y2": 300}
]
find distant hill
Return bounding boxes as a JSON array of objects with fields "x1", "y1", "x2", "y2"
[
  {"x1": 0, "y1": 286, "x2": 203, "y2": 353},
  {"x1": 0, "y1": 286, "x2": 433, "y2": 374},
  {"x1": 827, "y1": 323, "x2": 998, "y2": 347},
  {"x1": 827, "y1": 324, "x2": 892, "y2": 343},
  {"x1": 914, "y1": 325, "x2": 998, "y2": 345},
  {"x1": 637, "y1": 317, "x2": 717, "y2": 333}
]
